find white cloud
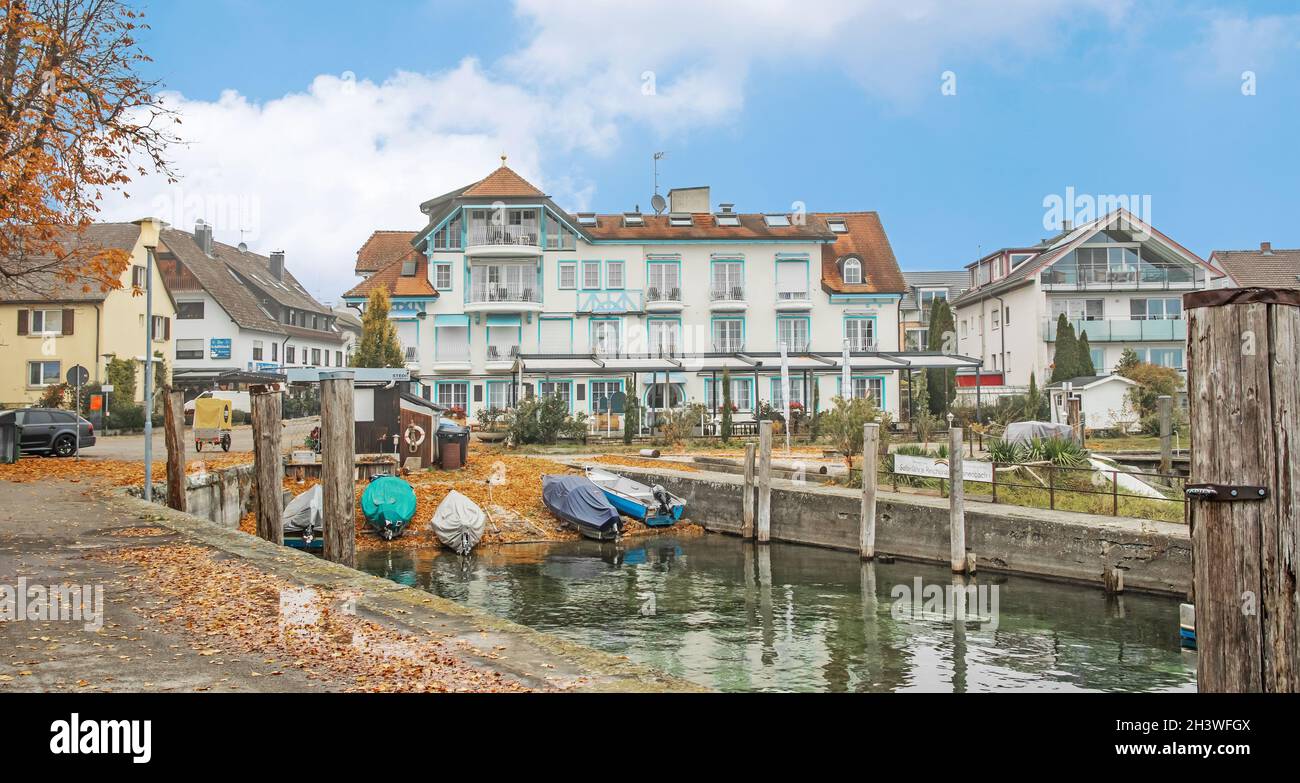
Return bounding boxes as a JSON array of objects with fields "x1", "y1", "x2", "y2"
[
  {"x1": 99, "y1": 0, "x2": 1134, "y2": 301},
  {"x1": 1198, "y1": 11, "x2": 1300, "y2": 77}
]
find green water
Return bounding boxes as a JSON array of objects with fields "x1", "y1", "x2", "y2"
[{"x1": 357, "y1": 535, "x2": 1196, "y2": 693}]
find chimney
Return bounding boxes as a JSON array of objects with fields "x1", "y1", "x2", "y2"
[
  {"x1": 1260, "y1": 241, "x2": 1273, "y2": 255},
  {"x1": 668, "y1": 186, "x2": 710, "y2": 214},
  {"x1": 194, "y1": 219, "x2": 214, "y2": 256},
  {"x1": 718, "y1": 203, "x2": 735, "y2": 213},
  {"x1": 1062, "y1": 219, "x2": 1074, "y2": 232},
  {"x1": 269, "y1": 251, "x2": 285, "y2": 281}
]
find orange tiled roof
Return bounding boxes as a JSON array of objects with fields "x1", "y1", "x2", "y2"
[
  {"x1": 461, "y1": 164, "x2": 546, "y2": 199},
  {"x1": 815, "y1": 212, "x2": 906, "y2": 294},
  {"x1": 355, "y1": 230, "x2": 419, "y2": 273},
  {"x1": 343, "y1": 252, "x2": 437, "y2": 299}
]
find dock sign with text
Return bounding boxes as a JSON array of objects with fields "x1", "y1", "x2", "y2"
[{"x1": 894, "y1": 454, "x2": 993, "y2": 483}]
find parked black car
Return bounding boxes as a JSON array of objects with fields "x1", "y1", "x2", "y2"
[{"x1": 0, "y1": 408, "x2": 96, "y2": 457}]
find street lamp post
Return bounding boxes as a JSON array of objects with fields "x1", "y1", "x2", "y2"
[{"x1": 143, "y1": 244, "x2": 156, "y2": 502}]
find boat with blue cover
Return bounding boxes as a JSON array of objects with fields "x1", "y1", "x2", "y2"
[
  {"x1": 584, "y1": 467, "x2": 686, "y2": 527},
  {"x1": 361, "y1": 475, "x2": 417, "y2": 540},
  {"x1": 541, "y1": 474, "x2": 623, "y2": 541}
]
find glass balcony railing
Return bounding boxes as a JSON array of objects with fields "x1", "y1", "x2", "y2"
[{"x1": 1043, "y1": 316, "x2": 1187, "y2": 342}]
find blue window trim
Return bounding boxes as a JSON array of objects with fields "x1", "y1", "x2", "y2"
[
  {"x1": 710, "y1": 315, "x2": 746, "y2": 350},
  {"x1": 769, "y1": 376, "x2": 808, "y2": 406},
  {"x1": 836, "y1": 374, "x2": 887, "y2": 408},
  {"x1": 433, "y1": 316, "x2": 471, "y2": 361},
  {"x1": 431, "y1": 259, "x2": 454, "y2": 292},
  {"x1": 843, "y1": 314, "x2": 879, "y2": 343},
  {"x1": 536, "y1": 378, "x2": 575, "y2": 413},
  {"x1": 484, "y1": 379, "x2": 514, "y2": 409},
  {"x1": 557, "y1": 260, "x2": 578, "y2": 290},
  {"x1": 537, "y1": 315, "x2": 574, "y2": 353},
  {"x1": 588, "y1": 316, "x2": 623, "y2": 353},
  {"x1": 774, "y1": 256, "x2": 810, "y2": 296},
  {"x1": 581, "y1": 259, "x2": 603, "y2": 290},
  {"x1": 587, "y1": 377, "x2": 626, "y2": 415},
  {"x1": 776, "y1": 314, "x2": 811, "y2": 349},
  {"x1": 603, "y1": 260, "x2": 626, "y2": 290},
  {"x1": 703, "y1": 375, "x2": 755, "y2": 412},
  {"x1": 434, "y1": 380, "x2": 470, "y2": 407}
]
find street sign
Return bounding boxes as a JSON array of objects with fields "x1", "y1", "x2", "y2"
[
  {"x1": 102, "y1": 384, "x2": 114, "y2": 393},
  {"x1": 66, "y1": 364, "x2": 89, "y2": 386},
  {"x1": 894, "y1": 454, "x2": 993, "y2": 483},
  {"x1": 210, "y1": 338, "x2": 232, "y2": 359}
]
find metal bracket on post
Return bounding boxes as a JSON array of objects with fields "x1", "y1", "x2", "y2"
[{"x1": 1185, "y1": 484, "x2": 1269, "y2": 502}]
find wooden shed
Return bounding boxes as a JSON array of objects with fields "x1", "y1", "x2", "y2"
[{"x1": 354, "y1": 384, "x2": 443, "y2": 469}]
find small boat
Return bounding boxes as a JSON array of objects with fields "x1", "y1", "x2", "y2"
[
  {"x1": 282, "y1": 485, "x2": 323, "y2": 550},
  {"x1": 1179, "y1": 603, "x2": 1196, "y2": 649},
  {"x1": 585, "y1": 467, "x2": 685, "y2": 527},
  {"x1": 541, "y1": 474, "x2": 622, "y2": 541},
  {"x1": 430, "y1": 490, "x2": 486, "y2": 555},
  {"x1": 361, "y1": 475, "x2": 418, "y2": 540}
]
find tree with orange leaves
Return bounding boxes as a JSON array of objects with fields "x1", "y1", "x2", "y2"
[{"x1": 0, "y1": 0, "x2": 176, "y2": 297}]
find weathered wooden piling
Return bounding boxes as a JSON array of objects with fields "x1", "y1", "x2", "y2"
[
  {"x1": 1186, "y1": 288, "x2": 1300, "y2": 692},
  {"x1": 320, "y1": 371, "x2": 356, "y2": 567},
  {"x1": 860, "y1": 423, "x2": 879, "y2": 560},
  {"x1": 756, "y1": 420, "x2": 773, "y2": 544},
  {"x1": 162, "y1": 387, "x2": 186, "y2": 512},
  {"x1": 742, "y1": 442, "x2": 756, "y2": 539},
  {"x1": 949, "y1": 426, "x2": 966, "y2": 573},
  {"x1": 1157, "y1": 394, "x2": 1173, "y2": 475},
  {"x1": 250, "y1": 387, "x2": 284, "y2": 545}
]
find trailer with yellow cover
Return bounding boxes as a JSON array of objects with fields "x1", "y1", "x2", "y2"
[{"x1": 193, "y1": 396, "x2": 233, "y2": 452}]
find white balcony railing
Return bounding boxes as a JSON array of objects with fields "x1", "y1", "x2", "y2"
[
  {"x1": 486, "y1": 345, "x2": 520, "y2": 361},
  {"x1": 466, "y1": 222, "x2": 540, "y2": 248},
  {"x1": 647, "y1": 286, "x2": 682, "y2": 303},
  {"x1": 468, "y1": 284, "x2": 541, "y2": 304},
  {"x1": 778, "y1": 290, "x2": 811, "y2": 302}
]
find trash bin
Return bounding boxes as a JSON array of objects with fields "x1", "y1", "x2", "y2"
[
  {"x1": 0, "y1": 416, "x2": 18, "y2": 464},
  {"x1": 437, "y1": 421, "x2": 470, "y2": 470}
]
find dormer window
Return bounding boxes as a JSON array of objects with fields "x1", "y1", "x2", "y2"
[
  {"x1": 843, "y1": 257, "x2": 863, "y2": 285},
  {"x1": 764, "y1": 214, "x2": 791, "y2": 227},
  {"x1": 827, "y1": 218, "x2": 848, "y2": 234},
  {"x1": 622, "y1": 213, "x2": 644, "y2": 227},
  {"x1": 668, "y1": 213, "x2": 693, "y2": 227},
  {"x1": 715, "y1": 213, "x2": 740, "y2": 227}
]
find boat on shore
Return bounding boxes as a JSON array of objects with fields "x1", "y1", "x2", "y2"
[
  {"x1": 361, "y1": 475, "x2": 417, "y2": 540},
  {"x1": 541, "y1": 474, "x2": 622, "y2": 541},
  {"x1": 584, "y1": 467, "x2": 685, "y2": 527},
  {"x1": 283, "y1": 485, "x2": 323, "y2": 550},
  {"x1": 430, "y1": 490, "x2": 486, "y2": 554}
]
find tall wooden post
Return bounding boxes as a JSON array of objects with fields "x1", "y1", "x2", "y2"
[
  {"x1": 1186, "y1": 288, "x2": 1300, "y2": 692},
  {"x1": 949, "y1": 426, "x2": 966, "y2": 573},
  {"x1": 162, "y1": 387, "x2": 186, "y2": 512},
  {"x1": 320, "y1": 371, "x2": 356, "y2": 568},
  {"x1": 860, "y1": 423, "x2": 879, "y2": 560},
  {"x1": 250, "y1": 388, "x2": 284, "y2": 545},
  {"x1": 756, "y1": 420, "x2": 773, "y2": 544},
  {"x1": 1157, "y1": 394, "x2": 1173, "y2": 475},
  {"x1": 741, "y1": 442, "x2": 756, "y2": 539}
]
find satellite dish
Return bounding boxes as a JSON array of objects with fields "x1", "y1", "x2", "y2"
[{"x1": 650, "y1": 194, "x2": 667, "y2": 215}]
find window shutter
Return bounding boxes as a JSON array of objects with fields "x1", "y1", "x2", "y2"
[
  {"x1": 17, "y1": 309, "x2": 28, "y2": 335},
  {"x1": 62, "y1": 309, "x2": 75, "y2": 335},
  {"x1": 164, "y1": 317, "x2": 171, "y2": 340},
  {"x1": 473, "y1": 384, "x2": 483, "y2": 403},
  {"x1": 576, "y1": 383, "x2": 586, "y2": 402}
]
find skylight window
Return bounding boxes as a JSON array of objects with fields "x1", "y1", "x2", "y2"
[
  {"x1": 401, "y1": 259, "x2": 417, "y2": 276},
  {"x1": 827, "y1": 218, "x2": 848, "y2": 234},
  {"x1": 623, "y1": 212, "x2": 644, "y2": 227},
  {"x1": 764, "y1": 214, "x2": 791, "y2": 227},
  {"x1": 577, "y1": 213, "x2": 597, "y2": 226},
  {"x1": 668, "y1": 213, "x2": 693, "y2": 227},
  {"x1": 715, "y1": 214, "x2": 740, "y2": 227}
]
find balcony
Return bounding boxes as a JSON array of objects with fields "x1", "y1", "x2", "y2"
[
  {"x1": 1039, "y1": 266, "x2": 1200, "y2": 292},
  {"x1": 403, "y1": 345, "x2": 420, "y2": 371},
  {"x1": 485, "y1": 344, "x2": 519, "y2": 372},
  {"x1": 709, "y1": 285, "x2": 747, "y2": 312},
  {"x1": 1043, "y1": 316, "x2": 1187, "y2": 342},
  {"x1": 646, "y1": 286, "x2": 684, "y2": 313},
  {"x1": 464, "y1": 283, "x2": 543, "y2": 315},
  {"x1": 465, "y1": 221, "x2": 543, "y2": 256},
  {"x1": 577, "y1": 289, "x2": 644, "y2": 315},
  {"x1": 775, "y1": 289, "x2": 813, "y2": 311}
]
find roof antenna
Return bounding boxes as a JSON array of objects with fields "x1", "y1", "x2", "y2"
[
  {"x1": 651, "y1": 152, "x2": 667, "y2": 215},
  {"x1": 238, "y1": 228, "x2": 249, "y2": 253}
]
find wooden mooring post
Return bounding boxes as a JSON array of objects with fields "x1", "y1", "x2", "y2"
[
  {"x1": 1186, "y1": 288, "x2": 1300, "y2": 692},
  {"x1": 320, "y1": 371, "x2": 356, "y2": 568},
  {"x1": 756, "y1": 420, "x2": 773, "y2": 544},
  {"x1": 250, "y1": 387, "x2": 284, "y2": 545},
  {"x1": 949, "y1": 426, "x2": 966, "y2": 573},
  {"x1": 860, "y1": 423, "x2": 879, "y2": 560},
  {"x1": 162, "y1": 387, "x2": 186, "y2": 512},
  {"x1": 1157, "y1": 394, "x2": 1173, "y2": 475},
  {"x1": 741, "y1": 442, "x2": 756, "y2": 539}
]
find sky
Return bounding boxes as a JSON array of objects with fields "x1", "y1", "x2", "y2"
[{"x1": 98, "y1": 0, "x2": 1300, "y2": 304}]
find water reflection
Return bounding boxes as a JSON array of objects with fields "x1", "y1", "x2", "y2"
[{"x1": 358, "y1": 536, "x2": 1196, "y2": 693}]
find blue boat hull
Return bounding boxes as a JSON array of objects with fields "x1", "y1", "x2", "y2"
[{"x1": 599, "y1": 488, "x2": 684, "y2": 527}]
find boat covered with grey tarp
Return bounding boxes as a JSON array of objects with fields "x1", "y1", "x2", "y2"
[
  {"x1": 430, "y1": 490, "x2": 486, "y2": 555},
  {"x1": 283, "y1": 485, "x2": 323, "y2": 550}
]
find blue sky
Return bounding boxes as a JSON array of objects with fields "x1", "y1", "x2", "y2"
[{"x1": 112, "y1": 0, "x2": 1300, "y2": 300}]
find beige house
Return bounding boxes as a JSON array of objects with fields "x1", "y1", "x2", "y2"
[{"x1": 0, "y1": 218, "x2": 175, "y2": 407}]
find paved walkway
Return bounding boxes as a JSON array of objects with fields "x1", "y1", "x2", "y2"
[{"x1": 82, "y1": 416, "x2": 318, "y2": 460}]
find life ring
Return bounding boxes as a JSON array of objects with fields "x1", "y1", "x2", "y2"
[{"x1": 404, "y1": 423, "x2": 426, "y2": 451}]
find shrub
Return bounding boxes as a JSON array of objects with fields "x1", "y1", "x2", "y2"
[
  {"x1": 655, "y1": 402, "x2": 706, "y2": 446},
  {"x1": 503, "y1": 396, "x2": 573, "y2": 445},
  {"x1": 623, "y1": 391, "x2": 639, "y2": 445},
  {"x1": 820, "y1": 396, "x2": 884, "y2": 472}
]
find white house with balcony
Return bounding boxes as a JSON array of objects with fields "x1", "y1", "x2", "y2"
[
  {"x1": 951, "y1": 209, "x2": 1221, "y2": 388},
  {"x1": 343, "y1": 161, "x2": 977, "y2": 429}
]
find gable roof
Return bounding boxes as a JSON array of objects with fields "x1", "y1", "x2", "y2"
[
  {"x1": 160, "y1": 228, "x2": 342, "y2": 342},
  {"x1": 460, "y1": 163, "x2": 546, "y2": 199},
  {"x1": 355, "y1": 230, "x2": 420, "y2": 274},
  {"x1": 900, "y1": 270, "x2": 970, "y2": 311},
  {"x1": 1210, "y1": 246, "x2": 1300, "y2": 289},
  {"x1": 342, "y1": 253, "x2": 438, "y2": 300},
  {"x1": 0, "y1": 223, "x2": 142, "y2": 304},
  {"x1": 1046, "y1": 374, "x2": 1138, "y2": 390},
  {"x1": 952, "y1": 209, "x2": 1220, "y2": 306},
  {"x1": 814, "y1": 212, "x2": 907, "y2": 295}
]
